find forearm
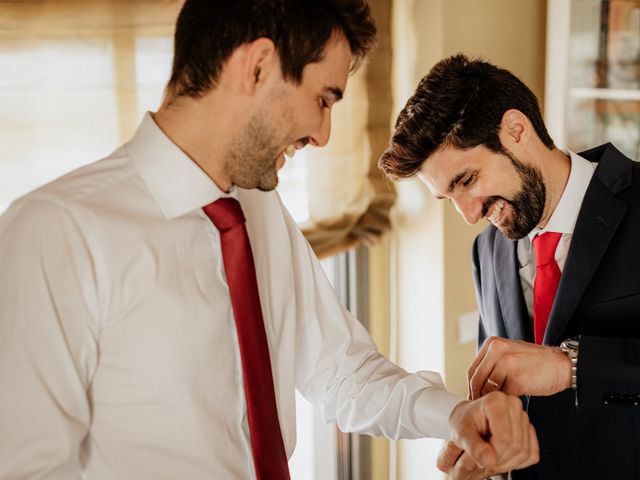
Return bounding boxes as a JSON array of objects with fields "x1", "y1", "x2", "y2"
[{"x1": 299, "y1": 313, "x2": 463, "y2": 439}]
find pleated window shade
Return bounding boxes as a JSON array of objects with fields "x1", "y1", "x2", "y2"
[{"x1": 0, "y1": 0, "x2": 395, "y2": 256}]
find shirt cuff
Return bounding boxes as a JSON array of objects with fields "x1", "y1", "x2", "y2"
[{"x1": 415, "y1": 386, "x2": 465, "y2": 440}]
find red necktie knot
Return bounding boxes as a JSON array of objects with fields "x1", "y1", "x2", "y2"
[
  {"x1": 203, "y1": 198, "x2": 245, "y2": 231},
  {"x1": 533, "y1": 232, "x2": 562, "y2": 266}
]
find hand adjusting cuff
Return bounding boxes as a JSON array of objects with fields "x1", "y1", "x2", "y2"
[{"x1": 559, "y1": 338, "x2": 579, "y2": 391}]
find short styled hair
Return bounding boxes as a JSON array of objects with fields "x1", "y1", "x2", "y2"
[
  {"x1": 378, "y1": 54, "x2": 554, "y2": 181},
  {"x1": 167, "y1": 0, "x2": 377, "y2": 98}
]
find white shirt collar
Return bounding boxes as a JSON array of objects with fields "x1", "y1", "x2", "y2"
[
  {"x1": 124, "y1": 112, "x2": 236, "y2": 219},
  {"x1": 527, "y1": 150, "x2": 596, "y2": 240}
]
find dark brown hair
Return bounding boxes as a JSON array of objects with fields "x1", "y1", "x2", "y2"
[
  {"x1": 167, "y1": 0, "x2": 377, "y2": 98},
  {"x1": 378, "y1": 54, "x2": 554, "y2": 181}
]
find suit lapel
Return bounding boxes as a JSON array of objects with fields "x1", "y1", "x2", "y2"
[
  {"x1": 543, "y1": 145, "x2": 631, "y2": 345},
  {"x1": 493, "y1": 232, "x2": 533, "y2": 342}
]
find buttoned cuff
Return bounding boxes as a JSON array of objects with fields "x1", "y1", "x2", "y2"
[{"x1": 415, "y1": 387, "x2": 465, "y2": 440}]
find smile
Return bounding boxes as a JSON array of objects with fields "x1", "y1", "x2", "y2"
[
  {"x1": 284, "y1": 144, "x2": 296, "y2": 158},
  {"x1": 486, "y1": 199, "x2": 506, "y2": 224}
]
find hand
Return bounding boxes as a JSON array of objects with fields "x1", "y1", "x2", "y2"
[
  {"x1": 448, "y1": 391, "x2": 539, "y2": 473},
  {"x1": 467, "y1": 336, "x2": 572, "y2": 400},
  {"x1": 437, "y1": 441, "x2": 501, "y2": 480}
]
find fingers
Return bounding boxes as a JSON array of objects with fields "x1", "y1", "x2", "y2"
[
  {"x1": 468, "y1": 337, "x2": 505, "y2": 400},
  {"x1": 450, "y1": 452, "x2": 496, "y2": 480},
  {"x1": 449, "y1": 400, "x2": 497, "y2": 469},
  {"x1": 436, "y1": 441, "x2": 464, "y2": 474},
  {"x1": 449, "y1": 392, "x2": 540, "y2": 474},
  {"x1": 469, "y1": 337, "x2": 570, "y2": 399},
  {"x1": 483, "y1": 393, "x2": 517, "y2": 470},
  {"x1": 466, "y1": 336, "x2": 494, "y2": 396},
  {"x1": 481, "y1": 371, "x2": 504, "y2": 398},
  {"x1": 485, "y1": 393, "x2": 539, "y2": 473},
  {"x1": 438, "y1": 442, "x2": 498, "y2": 480},
  {"x1": 529, "y1": 423, "x2": 540, "y2": 464},
  {"x1": 448, "y1": 400, "x2": 495, "y2": 469},
  {"x1": 494, "y1": 394, "x2": 526, "y2": 471}
]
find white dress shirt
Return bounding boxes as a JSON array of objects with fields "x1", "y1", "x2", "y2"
[
  {"x1": 0, "y1": 113, "x2": 462, "y2": 479},
  {"x1": 517, "y1": 151, "x2": 597, "y2": 321}
]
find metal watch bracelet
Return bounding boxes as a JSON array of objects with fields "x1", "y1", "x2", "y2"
[{"x1": 559, "y1": 338, "x2": 579, "y2": 391}]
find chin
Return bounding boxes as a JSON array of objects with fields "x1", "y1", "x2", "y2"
[
  {"x1": 498, "y1": 220, "x2": 534, "y2": 240},
  {"x1": 256, "y1": 174, "x2": 279, "y2": 192},
  {"x1": 500, "y1": 228, "x2": 527, "y2": 241},
  {"x1": 231, "y1": 169, "x2": 279, "y2": 192},
  {"x1": 256, "y1": 182, "x2": 278, "y2": 192}
]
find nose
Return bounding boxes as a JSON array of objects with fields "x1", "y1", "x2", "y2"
[
  {"x1": 451, "y1": 195, "x2": 483, "y2": 225},
  {"x1": 309, "y1": 109, "x2": 332, "y2": 147}
]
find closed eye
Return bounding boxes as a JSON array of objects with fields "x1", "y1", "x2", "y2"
[
  {"x1": 462, "y1": 174, "x2": 475, "y2": 187},
  {"x1": 447, "y1": 169, "x2": 477, "y2": 194}
]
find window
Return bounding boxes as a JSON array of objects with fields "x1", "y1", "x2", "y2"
[{"x1": 0, "y1": 2, "x2": 370, "y2": 478}]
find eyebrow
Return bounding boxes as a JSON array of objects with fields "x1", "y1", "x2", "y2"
[{"x1": 324, "y1": 86, "x2": 344, "y2": 102}]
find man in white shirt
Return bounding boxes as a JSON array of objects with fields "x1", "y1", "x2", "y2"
[
  {"x1": 380, "y1": 54, "x2": 640, "y2": 479},
  {"x1": 0, "y1": 5, "x2": 539, "y2": 479}
]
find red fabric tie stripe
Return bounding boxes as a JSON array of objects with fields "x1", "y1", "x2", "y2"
[
  {"x1": 533, "y1": 232, "x2": 563, "y2": 345},
  {"x1": 203, "y1": 198, "x2": 290, "y2": 480}
]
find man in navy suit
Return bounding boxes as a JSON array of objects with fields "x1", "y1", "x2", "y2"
[{"x1": 379, "y1": 54, "x2": 640, "y2": 479}]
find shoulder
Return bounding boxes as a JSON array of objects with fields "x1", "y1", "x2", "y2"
[
  {"x1": 0, "y1": 193, "x2": 95, "y2": 273},
  {"x1": 5, "y1": 147, "x2": 150, "y2": 228},
  {"x1": 29, "y1": 147, "x2": 138, "y2": 207}
]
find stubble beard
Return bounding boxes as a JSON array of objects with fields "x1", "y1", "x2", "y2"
[
  {"x1": 486, "y1": 152, "x2": 546, "y2": 240},
  {"x1": 225, "y1": 113, "x2": 283, "y2": 192}
]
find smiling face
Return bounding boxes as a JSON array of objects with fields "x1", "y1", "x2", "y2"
[
  {"x1": 418, "y1": 144, "x2": 547, "y2": 240},
  {"x1": 225, "y1": 31, "x2": 351, "y2": 191}
]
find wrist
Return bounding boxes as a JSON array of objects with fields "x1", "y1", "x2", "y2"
[
  {"x1": 449, "y1": 399, "x2": 470, "y2": 424},
  {"x1": 554, "y1": 347, "x2": 573, "y2": 390},
  {"x1": 448, "y1": 399, "x2": 473, "y2": 440}
]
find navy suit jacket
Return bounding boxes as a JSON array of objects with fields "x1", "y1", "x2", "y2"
[{"x1": 473, "y1": 144, "x2": 640, "y2": 480}]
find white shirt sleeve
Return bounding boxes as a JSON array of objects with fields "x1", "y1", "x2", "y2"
[
  {"x1": 0, "y1": 197, "x2": 99, "y2": 479},
  {"x1": 281, "y1": 205, "x2": 463, "y2": 440}
]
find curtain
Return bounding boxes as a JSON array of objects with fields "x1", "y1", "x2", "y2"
[{"x1": 0, "y1": 0, "x2": 395, "y2": 257}]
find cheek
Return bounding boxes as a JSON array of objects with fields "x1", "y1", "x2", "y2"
[{"x1": 475, "y1": 176, "x2": 515, "y2": 200}]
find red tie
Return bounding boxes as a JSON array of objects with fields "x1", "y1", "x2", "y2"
[
  {"x1": 533, "y1": 232, "x2": 563, "y2": 345},
  {"x1": 203, "y1": 198, "x2": 290, "y2": 480}
]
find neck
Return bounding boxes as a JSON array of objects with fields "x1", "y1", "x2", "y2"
[
  {"x1": 152, "y1": 92, "x2": 238, "y2": 193},
  {"x1": 536, "y1": 146, "x2": 571, "y2": 229}
]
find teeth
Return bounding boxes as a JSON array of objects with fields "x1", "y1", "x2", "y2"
[
  {"x1": 284, "y1": 144, "x2": 296, "y2": 158},
  {"x1": 487, "y1": 199, "x2": 505, "y2": 223}
]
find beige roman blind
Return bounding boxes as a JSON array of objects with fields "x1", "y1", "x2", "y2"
[{"x1": 0, "y1": 0, "x2": 395, "y2": 259}]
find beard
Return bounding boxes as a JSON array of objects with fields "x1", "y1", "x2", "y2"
[
  {"x1": 482, "y1": 151, "x2": 546, "y2": 240},
  {"x1": 225, "y1": 112, "x2": 284, "y2": 192}
]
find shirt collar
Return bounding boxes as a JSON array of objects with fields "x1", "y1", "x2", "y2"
[
  {"x1": 527, "y1": 150, "x2": 596, "y2": 241},
  {"x1": 124, "y1": 112, "x2": 236, "y2": 219}
]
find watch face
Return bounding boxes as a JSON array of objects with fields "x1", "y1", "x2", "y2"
[{"x1": 564, "y1": 338, "x2": 579, "y2": 350}]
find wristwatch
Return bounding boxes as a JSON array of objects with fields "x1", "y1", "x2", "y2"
[{"x1": 559, "y1": 337, "x2": 579, "y2": 391}]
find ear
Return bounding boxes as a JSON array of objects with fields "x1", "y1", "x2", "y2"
[
  {"x1": 240, "y1": 37, "x2": 279, "y2": 95},
  {"x1": 499, "y1": 109, "x2": 529, "y2": 148}
]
